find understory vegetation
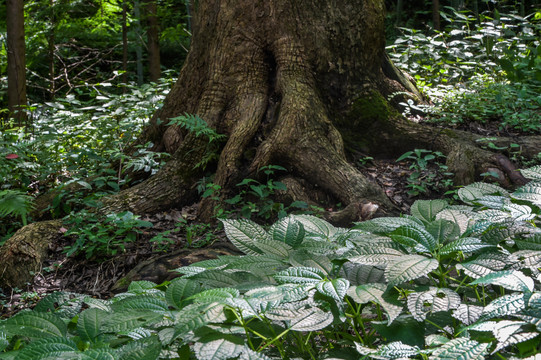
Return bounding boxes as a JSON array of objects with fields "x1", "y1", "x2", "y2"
[
  {"x1": 1, "y1": 5, "x2": 541, "y2": 360},
  {"x1": 4, "y1": 171, "x2": 541, "y2": 359}
]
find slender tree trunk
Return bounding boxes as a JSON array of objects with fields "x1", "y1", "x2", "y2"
[
  {"x1": 134, "y1": 0, "x2": 144, "y2": 85},
  {"x1": 144, "y1": 0, "x2": 161, "y2": 82},
  {"x1": 433, "y1": 0, "x2": 440, "y2": 31},
  {"x1": 395, "y1": 0, "x2": 403, "y2": 26},
  {"x1": 48, "y1": 0, "x2": 56, "y2": 98},
  {"x1": 122, "y1": 0, "x2": 129, "y2": 88},
  {"x1": 6, "y1": 0, "x2": 27, "y2": 124}
]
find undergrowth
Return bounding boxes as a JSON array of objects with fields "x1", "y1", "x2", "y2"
[
  {"x1": 2, "y1": 165, "x2": 541, "y2": 359},
  {"x1": 388, "y1": 8, "x2": 541, "y2": 134}
]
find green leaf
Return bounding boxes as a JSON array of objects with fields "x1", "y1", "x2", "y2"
[
  {"x1": 430, "y1": 337, "x2": 489, "y2": 360},
  {"x1": 221, "y1": 219, "x2": 269, "y2": 255},
  {"x1": 356, "y1": 341, "x2": 420, "y2": 359},
  {"x1": 34, "y1": 291, "x2": 85, "y2": 318},
  {"x1": 520, "y1": 165, "x2": 541, "y2": 181},
  {"x1": 407, "y1": 288, "x2": 461, "y2": 321},
  {"x1": 225, "y1": 255, "x2": 286, "y2": 276},
  {"x1": 452, "y1": 304, "x2": 483, "y2": 325},
  {"x1": 516, "y1": 234, "x2": 541, "y2": 251},
  {"x1": 457, "y1": 252, "x2": 508, "y2": 279},
  {"x1": 340, "y1": 262, "x2": 386, "y2": 285},
  {"x1": 370, "y1": 315, "x2": 425, "y2": 348},
  {"x1": 102, "y1": 309, "x2": 164, "y2": 332},
  {"x1": 509, "y1": 250, "x2": 541, "y2": 270},
  {"x1": 79, "y1": 349, "x2": 117, "y2": 360},
  {"x1": 426, "y1": 219, "x2": 460, "y2": 244},
  {"x1": 316, "y1": 278, "x2": 349, "y2": 301},
  {"x1": 481, "y1": 294, "x2": 525, "y2": 320},
  {"x1": 15, "y1": 337, "x2": 79, "y2": 360},
  {"x1": 0, "y1": 331, "x2": 8, "y2": 352},
  {"x1": 347, "y1": 283, "x2": 403, "y2": 324},
  {"x1": 165, "y1": 278, "x2": 203, "y2": 309},
  {"x1": 4, "y1": 311, "x2": 67, "y2": 338},
  {"x1": 274, "y1": 266, "x2": 325, "y2": 285},
  {"x1": 385, "y1": 255, "x2": 439, "y2": 285},
  {"x1": 290, "y1": 215, "x2": 337, "y2": 237},
  {"x1": 269, "y1": 216, "x2": 305, "y2": 247},
  {"x1": 189, "y1": 269, "x2": 255, "y2": 288},
  {"x1": 189, "y1": 288, "x2": 240, "y2": 304},
  {"x1": 77, "y1": 308, "x2": 107, "y2": 343},
  {"x1": 512, "y1": 182, "x2": 541, "y2": 206},
  {"x1": 503, "y1": 203, "x2": 535, "y2": 221},
  {"x1": 492, "y1": 332, "x2": 539, "y2": 354},
  {"x1": 474, "y1": 195, "x2": 510, "y2": 209},
  {"x1": 116, "y1": 335, "x2": 162, "y2": 360},
  {"x1": 355, "y1": 216, "x2": 423, "y2": 234},
  {"x1": 128, "y1": 281, "x2": 158, "y2": 293},
  {"x1": 458, "y1": 182, "x2": 508, "y2": 204},
  {"x1": 250, "y1": 236, "x2": 292, "y2": 257},
  {"x1": 77, "y1": 180, "x2": 92, "y2": 190},
  {"x1": 288, "y1": 251, "x2": 333, "y2": 274},
  {"x1": 436, "y1": 209, "x2": 471, "y2": 235},
  {"x1": 410, "y1": 199, "x2": 448, "y2": 223},
  {"x1": 238, "y1": 346, "x2": 274, "y2": 360},
  {"x1": 174, "y1": 302, "x2": 226, "y2": 337},
  {"x1": 112, "y1": 295, "x2": 169, "y2": 312},
  {"x1": 266, "y1": 307, "x2": 333, "y2": 331},
  {"x1": 193, "y1": 336, "x2": 245, "y2": 360},
  {"x1": 391, "y1": 226, "x2": 437, "y2": 252},
  {"x1": 471, "y1": 270, "x2": 534, "y2": 292},
  {"x1": 439, "y1": 237, "x2": 494, "y2": 255}
]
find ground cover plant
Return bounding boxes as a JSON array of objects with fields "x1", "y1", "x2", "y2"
[
  {"x1": 0, "y1": 75, "x2": 175, "y2": 243},
  {"x1": 388, "y1": 8, "x2": 541, "y2": 134},
  {"x1": 2, "y1": 165, "x2": 541, "y2": 359}
]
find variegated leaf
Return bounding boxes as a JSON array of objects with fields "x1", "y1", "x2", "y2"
[
  {"x1": 221, "y1": 218, "x2": 269, "y2": 255},
  {"x1": 391, "y1": 225, "x2": 437, "y2": 252},
  {"x1": 452, "y1": 304, "x2": 483, "y2": 325},
  {"x1": 430, "y1": 337, "x2": 489, "y2": 360},
  {"x1": 481, "y1": 294, "x2": 525, "y2": 320},
  {"x1": 269, "y1": 216, "x2": 305, "y2": 247},
  {"x1": 439, "y1": 237, "x2": 493, "y2": 255},
  {"x1": 407, "y1": 288, "x2": 460, "y2": 322},
  {"x1": 471, "y1": 270, "x2": 534, "y2": 292},
  {"x1": 347, "y1": 283, "x2": 402, "y2": 324},
  {"x1": 274, "y1": 267, "x2": 325, "y2": 285},
  {"x1": 316, "y1": 278, "x2": 349, "y2": 301},
  {"x1": 290, "y1": 214, "x2": 337, "y2": 237},
  {"x1": 410, "y1": 199, "x2": 448, "y2": 223},
  {"x1": 385, "y1": 255, "x2": 439, "y2": 285}
]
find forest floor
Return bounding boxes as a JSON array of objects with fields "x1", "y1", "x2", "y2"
[{"x1": 0, "y1": 119, "x2": 531, "y2": 318}]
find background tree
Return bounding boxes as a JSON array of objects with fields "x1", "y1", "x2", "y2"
[
  {"x1": 6, "y1": 0, "x2": 26, "y2": 123},
  {"x1": 144, "y1": 0, "x2": 161, "y2": 82}
]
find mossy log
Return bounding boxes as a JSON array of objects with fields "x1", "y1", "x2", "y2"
[{"x1": 0, "y1": 220, "x2": 62, "y2": 288}]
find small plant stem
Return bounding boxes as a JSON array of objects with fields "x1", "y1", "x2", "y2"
[
  {"x1": 258, "y1": 328, "x2": 290, "y2": 352},
  {"x1": 230, "y1": 308, "x2": 257, "y2": 350}
]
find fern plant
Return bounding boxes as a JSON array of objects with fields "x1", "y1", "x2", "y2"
[
  {"x1": 0, "y1": 189, "x2": 34, "y2": 226},
  {"x1": 167, "y1": 113, "x2": 226, "y2": 169}
]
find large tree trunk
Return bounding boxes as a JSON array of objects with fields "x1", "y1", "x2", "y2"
[{"x1": 102, "y1": 0, "x2": 529, "y2": 222}]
